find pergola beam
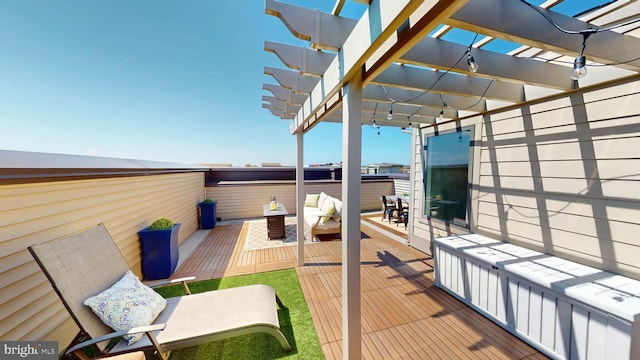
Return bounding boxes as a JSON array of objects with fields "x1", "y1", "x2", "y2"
[
  {"x1": 371, "y1": 63, "x2": 525, "y2": 102},
  {"x1": 401, "y1": 36, "x2": 573, "y2": 89},
  {"x1": 449, "y1": 0, "x2": 640, "y2": 70},
  {"x1": 264, "y1": 41, "x2": 336, "y2": 77},
  {"x1": 265, "y1": 0, "x2": 357, "y2": 51},
  {"x1": 263, "y1": 84, "x2": 308, "y2": 105},
  {"x1": 364, "y1": 84, "x2": 487, "y2": 112},
  {"x1": 263, "y1": 66, "x2": 319, "y2": 94},
  {"x1": 267, "y1": 0, "x2": 434, "y2": 134}
]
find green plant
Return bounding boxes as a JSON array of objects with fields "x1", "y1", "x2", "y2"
[
  {"x1": 148, "y1": 218, "x2": 174, "y2": 230},
  {"x1": 201, "y1": 198, "x2": 215, "y2": 204},
  {"x1": 403, "y1": 192, "x2": 410, "y2": 197}
]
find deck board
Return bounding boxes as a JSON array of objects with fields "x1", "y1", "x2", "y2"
[{"x1": 171, "y1": 218, "x2": 546, "y2": 359}]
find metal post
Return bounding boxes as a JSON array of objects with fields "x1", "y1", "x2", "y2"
[
  {"x1": 342, "y1": 67, "x2": 362, "y2": 359},
  {"x1": 296, "y1": 130, "x2": 305, "y2": 266}
]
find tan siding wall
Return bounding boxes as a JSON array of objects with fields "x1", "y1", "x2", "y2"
[
  {"x1": 206, "y1": 180, "x2": 393, "y2": 220},
  {"x1": 411, "y1": 77, "x2": 640, "y2": 280},
  {"x1": 0, "y1": 172, "x2": 204, "y2": 346}
]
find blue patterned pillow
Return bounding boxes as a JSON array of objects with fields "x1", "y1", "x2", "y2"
[{"x1": 84, "y1": 271, "x2": 167, "y2": 345}]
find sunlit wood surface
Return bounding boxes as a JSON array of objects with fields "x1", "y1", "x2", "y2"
[{"x1": 172, "y1": 217, "x2": 546, "y2": 359}]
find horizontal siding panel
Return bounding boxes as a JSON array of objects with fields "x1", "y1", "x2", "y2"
[
  {"x1": 476, "y1": 192, "x2": 640, "y2": 224},
  {"x1": 583, "y1": 80, "x2": 640, "y2": 102},
  {"x1": 584, "y1": 92, "x2": 640, "y2": 120},
  {"x1": 481, "y1": 136, "x2": 640, "y2": 163},
  {"x1": 477, "y1": 201, "x2": 640, "y2": 246},
  {"x1": 479, "y1": 159, "x2": 640, "y2": 180},
  {"x1": 476, "y1": 213, "x2": 640, "y2": 267},
  {"x1": 3, "y1": 300, "x2": 66, "y2": 340},
  {"x1": 479, "y1": 174, "x2": 640, "y2": 199},
  {"x1": 0, "y1": 172, "x2": 204, "y2": 343},
  {"x1": 207, "y1": 181, "x2": 393, "y2": 220}
]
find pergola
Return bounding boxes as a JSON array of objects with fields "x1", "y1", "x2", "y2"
[{"x1": 261, "y1": 0, "x2": 640, "y2": 358}]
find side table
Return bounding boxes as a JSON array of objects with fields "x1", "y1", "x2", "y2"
[{"x1": 263, "y1": 204, "x2": 288, "y2": 240}]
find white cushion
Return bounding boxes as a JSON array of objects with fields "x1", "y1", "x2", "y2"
[
  {"x1": 332, "y1": 199, "x2": 343, "y2": 220},
  {"x1": 317, "y1": 192, "x2": 329, "y2": 209},
  {"x1": 84, "y1": 271, "x2": 167, "y2": 345}
]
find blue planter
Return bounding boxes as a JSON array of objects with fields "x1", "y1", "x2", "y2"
[
  {"x1": 198, "y1": 201, "x2": 217, "y2": 229},
  {"x1": 138, "y1": 224, "x2": 180, "y2": 280}
]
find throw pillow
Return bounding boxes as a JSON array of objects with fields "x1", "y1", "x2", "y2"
[
  {"x1": 317, "y1": 192, "x2": 328, "y2": 209},
  {"x1": 320, "y1": 200, "x2": 336, "y2": 224},
  {"x1": 333, "y1": 200, "x2": 343, "y2": 221},
  {"x1": 304, "y1": 193, "x2": 320, "y2": 208},
  {"x1": 84, "y1": 271, "x2": 167, "y2": 345}
]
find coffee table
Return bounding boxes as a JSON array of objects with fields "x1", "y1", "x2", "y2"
[{"x1": 262, "y1": 204, "x2": 288, "y2": 240}]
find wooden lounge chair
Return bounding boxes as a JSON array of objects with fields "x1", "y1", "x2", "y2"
[{"x1": 28, "y1": 224, "x2": 292, "y2": 360}]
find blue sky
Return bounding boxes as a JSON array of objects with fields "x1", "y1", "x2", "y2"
[
  {"x1": 0, "y1": 0, "x2": 411, "y2": 167},
  {"x1": 0, "y1": 1, "x2": 605, "y2": 167}
]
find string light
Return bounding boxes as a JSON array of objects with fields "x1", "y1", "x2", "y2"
[
  {"x1": 571, "y1": 32, "x2": 592, "y2": 80},
  {"x1": 387, "y1": 102, "x2": 393, "y2": 120},
  {"x1": 571, "y1": 55, "x2": 587, "y2": 80},
  {"x1": 467, "y1": 50, "x2": 478, "y2": 73}
]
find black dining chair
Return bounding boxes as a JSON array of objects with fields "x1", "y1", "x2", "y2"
[
  {"x1": 380, "y1": 195, "x2": 396, "y2": 222},
  {"x1": 390, "y1": 197, "x2": 408, "y2": 227}
]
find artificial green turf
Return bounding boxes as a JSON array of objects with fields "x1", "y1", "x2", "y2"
[{"x1": 153, "y1": 269, "x2": 324, "y2": 360}]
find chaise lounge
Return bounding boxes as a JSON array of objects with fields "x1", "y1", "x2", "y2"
[{"x1": 28, "y1": 224, "x2": 292, "y2": 360}]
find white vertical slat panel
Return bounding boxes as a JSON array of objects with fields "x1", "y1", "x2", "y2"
[
  {"x1": 586, "y1": 312, "x2": 607, "y2": 359},
  {"x1": 497, "y1": 273, "x2": 509, "y2": 324},
  {"x1": 528, "y1": 287, "x2": 543, "y2": 343},
  {"x1": 516, "y1": 283, "x2": 530, "y2": 335},
  {"x1": 555, "y1": 299, "x2": 573, "y2": 359},
  {"x1": 451, "y1": 252, "x2": 459, "y2": 295},
  {"x1": 449, "y1": 250, "x2": 457, "y2": 294},
  {"x1": 570, "y1": 306, "x2": 589, "y2": 360},
  {"x1": 507, "y1": 278, "x2": 519, "y2": 330},
  {"x1": 457, "y1": 257, "x2": 467, "y2": 298},
  {"x1": 604, "y1": 316, "x2": 632, "y2": 360},
  {"x1": 540, "y1": 292, "x2": 557, "y2": 351},
  {"x1": 470, "y1": 262, "x2": 481, "y2": 307},
  {"x1": 433, "y1": 245, "x2": 442, "y2": 287},
  {"x1": 479, "y1": 265, "x2": 489, "y2": 311},
  {"x1": 487, "y1": 268, "x2": 498, "y2": 317}
]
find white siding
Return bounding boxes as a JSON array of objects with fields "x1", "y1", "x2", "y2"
[
  {"x1": 412, "y1": 77, "x2": 640, "y2": 281},
  {"x1": 206, "y1": 180, "x2": 393, "y2": 220},
  {"x1": 0, "y1": 172, "x2": 204, "y2": 347}
]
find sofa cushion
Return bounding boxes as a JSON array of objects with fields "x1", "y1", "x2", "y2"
[
  {"x1": 312, "y1": 218, "x2": 341, "y2": 230},
  {"x1": 304, "y1": 193, "x2": 320, "y2": 208},
  {"x1": 317, "y1": 192, "x2": 329, "y2": 209},
  {"x1": 319, "y1": 200, "x2": 336, "y2": 224},
  {"x1": 332, "y1": 199, "x2": 343, "y2": 221}
]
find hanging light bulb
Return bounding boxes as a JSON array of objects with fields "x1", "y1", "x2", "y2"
[
  {"x1": 372, "y1": 119, "x2": 377, "y2": 127},
  {"x1": 387, "y1": 105, "x2": 393, "y2": 120},
  {"x1": 438, "y1": 109, "x2": 444, "y2": 122},
  {"x1": 571, "y1": 55, "x2": 587, "y2": 80},
  {"x1": 467, "y1": 53, "x2": 478, "y2": 73}
]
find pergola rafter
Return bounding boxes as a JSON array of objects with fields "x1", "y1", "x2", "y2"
[{"x1": 263, "y1": 0, "x2": 640, "y2": 127}]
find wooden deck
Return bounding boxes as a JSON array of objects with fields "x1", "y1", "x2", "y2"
[{"x1": 172, "y1": 218, "x2": 547, "y2": 359}]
